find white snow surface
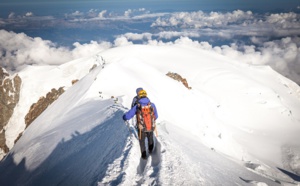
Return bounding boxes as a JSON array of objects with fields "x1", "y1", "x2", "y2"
[{"x1": 1, "y1": 44, "x2": 300, "y2": 185}]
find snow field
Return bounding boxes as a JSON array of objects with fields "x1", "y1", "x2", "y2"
[{"x1": 0, "y1": 44, "x2": 300, "y2": 185}]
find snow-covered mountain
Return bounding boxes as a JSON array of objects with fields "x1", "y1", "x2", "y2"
[{"x1": 0, "y1": 44, "x2": 300, "y2": 185}]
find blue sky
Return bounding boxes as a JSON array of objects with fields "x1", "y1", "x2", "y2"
[{"x1": 1, "y1": 0, "x2": 299, "y2": 11}]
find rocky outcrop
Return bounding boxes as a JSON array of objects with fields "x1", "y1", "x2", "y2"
[
  {"x1": 166, "y1": 72, "x2": 192, "y2": 89},
  {"x1": 0, "y1": 67, "x2": 22, "y2": 153},
  {"x1": 89, "y1": 64, "x2": 97, "y2": 72},
  {"x1": 24, "y1": 87, "x2": 65, "y2": 129},
  {"x1": 72, "y1": 79, "x2": 79, "y2": 85}
]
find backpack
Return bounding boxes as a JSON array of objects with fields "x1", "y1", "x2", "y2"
[{"x1": 136, "y1": 102, "x2": 155, "y2": 132}]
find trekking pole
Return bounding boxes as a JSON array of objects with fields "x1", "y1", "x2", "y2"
[{"x1": 139, "y1": 128, "x2": 141, "y2": 140}]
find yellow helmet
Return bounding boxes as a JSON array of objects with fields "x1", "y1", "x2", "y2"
[{"x1": 138, "y1": 89, "x2": 147, "y2": 98}]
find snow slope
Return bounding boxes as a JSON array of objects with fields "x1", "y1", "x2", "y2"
[
  {"x1": 0, "y1": 44, "x2": 300, "y2": 185},
  {"x1": 3, "y1": 54, "x2": 105, "y2": 151}
]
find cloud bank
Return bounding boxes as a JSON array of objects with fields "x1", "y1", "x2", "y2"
[
  {"x1": 0, "y1": 30, "x2": 112, "y2": 71},
  {"x1": 151, "y1": 10, "x2": 300, "y2": 39}
]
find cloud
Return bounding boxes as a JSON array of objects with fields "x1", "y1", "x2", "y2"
[
  {"x1": 0, "y1": 19, "x2": 5, "y2": 26},
  {"x1": 113, "y1": 36, "x2": 133, "y2": 47},
  {"x1": 122, "y1": 33, "x2": 152, "y2": 41},
  {"x1": 8, "y1": 12, "x2": 15, "y2": 19},
  {"x1": 116, "y1": 31, "x2": 203, "y2": 45},
  {"x1": 151, "y1": 10, "x2": 300, "y2": 39},
  {"x1": 71, "y1": 11, "x2": 83, "y2": 17},
  {"x1": 156, "y1": 31, "x2": 200, "y2": 39},
  {"x1": 4, "y1": 11, "x2": 55, "y2": 28},
  {"x1": 65, "y1": 8, "x2": 166, "y2": 22},
  {"x1": 132, "y1": 12, "x2": 168, "y2": 19},
  {"x1": 0, "y1": 30, "x2": 111, "y2": 71},
  {"x1": 151, "y1": 10, "x2": 254, "y2": 28},
  {"x1": 98, "y1": 10, "x2": 107, "y2": 18},
  {"x1": 25, "y1": 12, "x2": 33, "y2": 17},
  {"x1": 71, "y1": 41, "x2": 112, "y2": 59},
  {"x1": 123, "y1": 8, "x2": 152, "y2": 18},
  {"x1": 118, "y1": 31, "x2": 201, "y2": 42},
  {"x1": 124, "y1": 9, "x2": 133, "y2": 17}
]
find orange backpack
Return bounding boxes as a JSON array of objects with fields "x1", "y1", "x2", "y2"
[{"x1": 136, "y1": 102, "x2": 155, "y2": 132}]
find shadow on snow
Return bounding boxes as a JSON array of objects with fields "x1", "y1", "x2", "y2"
[
  {"x1": 0, "y1": 108, "x2": 129, "y2": 186},
  {"x1": 278, "y1": 167, "x2": 300, "y2": 182}
]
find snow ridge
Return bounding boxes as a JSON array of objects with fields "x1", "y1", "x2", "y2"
[{"x1": 0, "y1": 44, "x2": 300, "y2": 185}]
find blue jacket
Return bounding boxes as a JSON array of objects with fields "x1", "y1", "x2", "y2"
[{"x1": 123, "y1": 97, "x2": 158, "y2": 121}]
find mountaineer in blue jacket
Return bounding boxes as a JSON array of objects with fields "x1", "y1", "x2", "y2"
[{"x1": 123, "y1": 88, "x2": 158, "y2": 159}]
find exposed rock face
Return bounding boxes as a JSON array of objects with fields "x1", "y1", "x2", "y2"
[
  {"x1": 72, "y1": 79, "x2": 79, "y2": 85},
  {"x1": 24, "y1": 87, "x2": 65, "y2": 129},
  {"x1": 89, "y1": 64, "x2": 97, "y2": 72},
  {"x1": 166, "y1": 72, "x2": 192, "y2": 89},
  {"x1": 0, "y1": 67, "x2": 22, "y2": 153}
]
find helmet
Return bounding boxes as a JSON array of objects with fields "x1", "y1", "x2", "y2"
[
  {"x1": 138, "y1": 89, "x2": 147, "y2": 98},
  {"x1": 136, "y1": 87, "x2": 143, "y2": 95}
]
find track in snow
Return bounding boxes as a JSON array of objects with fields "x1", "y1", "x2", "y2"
[
  {"x1": 97, "y1": 119, "x2": 284, "y2": 186},
  {"x1": 97, "y1": 122, "x2": 204, "y2": 186}
]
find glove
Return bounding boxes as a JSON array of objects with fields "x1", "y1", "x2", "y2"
[{"x1": 122, "y1": 114, "x2": 127, "y2": 121}]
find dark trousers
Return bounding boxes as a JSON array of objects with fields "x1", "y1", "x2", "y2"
[{"x1": 139, "y1": 130, "x2": 154, "y2": 154}]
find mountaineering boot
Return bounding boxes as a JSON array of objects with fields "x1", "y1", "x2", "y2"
[
  {"x1": 149, "y1": 144, "x2": 154, "y2": 154},
  {"x1": 141, "y1": 151, "x2": 147, "y2": 159}
]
